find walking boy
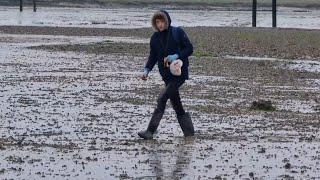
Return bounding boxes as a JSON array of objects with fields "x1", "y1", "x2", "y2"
[{"x1": 138, "y1": 10, "x2": 194, "y2": 139}]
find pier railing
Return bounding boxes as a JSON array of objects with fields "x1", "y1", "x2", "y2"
[
  {"x1": 19, "y1": 0, "x2": 37, "y2": 12},
  {"x1": 252, "y1": 0, "x2": 277, "y2": 27}
]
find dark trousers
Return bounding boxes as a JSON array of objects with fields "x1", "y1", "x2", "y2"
[
  {"x1": 147, "y1": 79, "x2": 187, "y2": 133},
  {"x1": 157, "y1": 79, "x2": 186, "y2": 116}
]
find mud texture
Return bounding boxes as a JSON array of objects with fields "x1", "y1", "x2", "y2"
[{"x1": 0, "y1": 27, "x2": 319, "y2": 179}]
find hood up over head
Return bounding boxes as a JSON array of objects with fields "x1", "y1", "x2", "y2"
[{"x1": 151, "y1": 10, "x2": 171, "y2": 31}]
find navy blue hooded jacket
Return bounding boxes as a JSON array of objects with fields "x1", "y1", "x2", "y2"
[{"x1": 145, "y1": 10, "x2": 193, "y2": 81}]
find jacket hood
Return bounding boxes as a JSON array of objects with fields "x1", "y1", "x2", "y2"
[{"x1": 151, "y1": 10, "x2": 171, "y2": 31}]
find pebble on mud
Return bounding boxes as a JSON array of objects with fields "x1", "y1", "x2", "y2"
[
  {"x1": 284, "y1": 163, "x2": 292, "y2": 169},
  {"x1": 205, "y1": 164, "x2": 213, "y2": 169},
  {"x1": 0, "y1": 144, "x2": 5, "y2": 150},
  {"x1": 257, "y1": 147, "x2": 266, "y2": 153}
]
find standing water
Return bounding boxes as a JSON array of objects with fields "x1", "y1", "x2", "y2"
[{"x1": 0, "y1": 6, "x2": 320, "y2": 29}]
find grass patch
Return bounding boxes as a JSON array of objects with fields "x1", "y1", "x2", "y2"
[
  {"x1": 25, "y1": 27, "x2": 320, "y2": 60},
  {"x1": 194, "y1": 49, "x2": 217, "y2": 58},
  {"x1": 29, "y1": 41, "x2": 149, "y2": 55}
]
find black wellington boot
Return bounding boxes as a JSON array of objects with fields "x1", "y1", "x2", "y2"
[
  {"x1": 138, "y1": 108, "x2": 164, "y2": 140},
  {"x1": 177, "y1": 112, "x2": 195, "y2": 137}
]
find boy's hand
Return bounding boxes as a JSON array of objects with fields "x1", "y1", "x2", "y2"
[
  {"x1": 140, "y1": 68, "x2": 149, "y2": 81},
  {"x1": 167, "y1": 54, "x2": 179, "y2": 62},
  {"x1": 164, "y1": 57, "x2": 170, "y2": 68}
]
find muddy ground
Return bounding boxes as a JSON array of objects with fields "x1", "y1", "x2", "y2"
[{"x1": 0, "y1": 26, "x2": 319, "y2": 179}]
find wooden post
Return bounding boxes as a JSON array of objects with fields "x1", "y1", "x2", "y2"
[
  {"x1": 33, "y1": 0, "x2": 37, "y2": 12},
  {"x1": 252, "y1": 0, "x2": 257, "y2": 27},
  {"x1": 20, "y1": 0, "x2": 23, "y2": 12},
  {"x1": 272, "y1": 0, "x2": 277, "y2": 27}
]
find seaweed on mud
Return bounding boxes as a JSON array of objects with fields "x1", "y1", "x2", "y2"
[{"x1": 250, "y1": 100, "x2": 276, "y2": 112}]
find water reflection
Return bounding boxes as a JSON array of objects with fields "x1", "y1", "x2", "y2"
[
  {"x1": 146, "y1": 137, "x2": 196, "y2": 179},
  {"x1": 18, "y1": 11, "x2": 23, "y2": 25}
]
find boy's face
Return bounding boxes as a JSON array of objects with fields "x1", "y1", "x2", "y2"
[{"x1": 156, "y1": 19, "x2": 167, "y2": 32}]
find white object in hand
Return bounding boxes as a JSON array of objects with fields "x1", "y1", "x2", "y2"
[{"x1": 170, "y1": 59, "x2": 183, "y2": 76}]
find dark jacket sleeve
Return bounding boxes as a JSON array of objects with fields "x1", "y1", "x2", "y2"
[
  {"x1": 145, "y1": 33, "x2": 158, "y2": 71},
  {"x1": 177, "y1": 28, "x2": 193, "y2": 59}
]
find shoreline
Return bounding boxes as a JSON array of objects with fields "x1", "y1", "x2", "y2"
[
  {"x1": 0, "y1": 5, "x2": 317, "y2": 12},
  {"x1": 1, "y1": 6, "x2": 319, "y2": 30},
  {"x1": 1, "y1": 2, "x2": 320, "y2": 11}
]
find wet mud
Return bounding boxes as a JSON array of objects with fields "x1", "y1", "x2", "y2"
[{"x1": 0, "y1": 28, "x2": 319, "y2": 179}]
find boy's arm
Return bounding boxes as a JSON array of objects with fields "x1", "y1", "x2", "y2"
[
  {"x1": 144, "y1": 34, "x2": 158, "y2": 73},
  {"x1": 176, "y1": 28, "x2": 193, "y2": 59}
]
